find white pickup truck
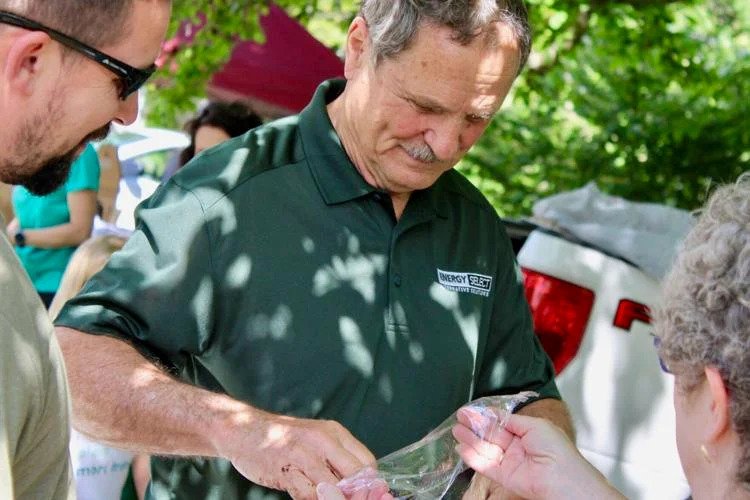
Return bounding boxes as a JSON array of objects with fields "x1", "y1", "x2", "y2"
[{"x1": 506, "y1": 185, "x2": 694, "y2": 500}]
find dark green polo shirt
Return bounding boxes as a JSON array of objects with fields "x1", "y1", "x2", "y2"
[{"x1": 56, "y1": 79, "x2": 560, "y2": 500}]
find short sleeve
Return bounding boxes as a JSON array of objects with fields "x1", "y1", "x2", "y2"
[
  {"x1": 474, "y1": 223, "x2": 561, "y2": 404},
  {"x1": 54, "y1": 180, "x2": 217, "y2": 373},
  {"x1": 65, "y1": 143, "x2": 100, "y2": 192}
]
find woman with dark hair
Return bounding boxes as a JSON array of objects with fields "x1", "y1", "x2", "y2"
[{"x1": 179, "y1": 101, "x2": 262, "y2": 166}]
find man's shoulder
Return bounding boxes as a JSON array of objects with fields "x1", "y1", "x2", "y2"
[
  {"x1": 0, "y1": 248, "x2": 55, "y2": 344},
  {"x1": 437, "y1": 170, "x2": 500, "y2": 218},
  {"x1": 0, "y1": 281, "x2": 72, "y2": 499},
  {"x1": 169, "y1": 115, "x2": 305, "y2": 204},
  {"x1": 0, "y1": 241, "x2": 62, "y2": 391},
  {"x1": 0, "y1": 238, "x2": 37, "y2": 305}
]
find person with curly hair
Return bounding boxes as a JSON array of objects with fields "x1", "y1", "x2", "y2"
[{"x1": 452, "y1": 174, "x2": 750, "y2": 500}]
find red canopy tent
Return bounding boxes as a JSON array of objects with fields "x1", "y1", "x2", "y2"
[{"x1": 197, "y1": 4, "x2": 345, "y2": 117}]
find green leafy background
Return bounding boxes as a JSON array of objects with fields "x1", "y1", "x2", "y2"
[{"x1": 151, "y1": 0, "x2": 750, "y2": 215}]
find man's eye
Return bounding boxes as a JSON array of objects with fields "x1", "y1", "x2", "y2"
[
  {"x1": 114, "y1": 78, "x2": 126, "y2": 96},
  {"x1": 409, "y1": 100, "x2": 434, "y2": 113},
  {"x1": 467, "y1": 114, "x2": 491, "y2": 124}
]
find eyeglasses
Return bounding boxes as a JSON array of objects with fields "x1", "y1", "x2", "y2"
[
  {"x1": 652, "y1": 336, "x2": 672, "y2": 374},
  {"x1": 0, "y1": 10, "x2": 155, "y2": 100}
]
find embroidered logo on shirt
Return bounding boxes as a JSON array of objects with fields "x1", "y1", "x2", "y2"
[{"x1": 436, "y1": 269, "x2": 493, "y2": 297}]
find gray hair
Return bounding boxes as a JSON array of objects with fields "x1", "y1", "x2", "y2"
[
  {"x1": 656, "y1": 173, "x2": 750, "y2": 490},
  {"x1": 0, "y1": 0, "x2": 135, "y2": 48},
  {"x1": 359, "y1": 0, "x2": 531, "y2": 75}
]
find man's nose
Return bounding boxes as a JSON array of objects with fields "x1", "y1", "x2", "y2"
[
  {"x1": 423, "y1": 118, "x2": 464, "y2": 161},
  {"x1": 113, "y1": 92, "x2": 140, "y2": 125}
]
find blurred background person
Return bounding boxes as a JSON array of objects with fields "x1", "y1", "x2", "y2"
[
  {"x1": 95, "y1": 143, "x2": 122, "y2": 225},
  {"x1": 48, "y1": 235, "x2": 125, "y2": 320},
  {"x1": 49, "y1": 234, "x2": 149, "y2": 500},
  {"x1": 6, "y1": 142, "x2": 99, "y2": 308},
  {"x1": 452, "y1": 174, "x2": 750, "y2": 500},
  {"x1": 162, "y1": 101, "x2": 262, "y2": 181}
]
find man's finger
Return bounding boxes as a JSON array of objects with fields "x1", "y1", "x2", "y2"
[
  {"x1": 285, "y1": 463, "x2": 339, "y2": 500},
  {"x1": 336, "y1": 433, "x2": 377, "y2": 470},
  {"x1": 322, "y1": 444, "x2": 374, "y2": 480}
]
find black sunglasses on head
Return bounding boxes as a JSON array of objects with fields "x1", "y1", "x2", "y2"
[{"x1": 0, "y1": 10, "x2": 155, "y2": 100}]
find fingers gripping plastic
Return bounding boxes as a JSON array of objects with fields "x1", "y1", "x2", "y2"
[{"x1": 337, "y1": 392, "x2": 538, "y2": 499}]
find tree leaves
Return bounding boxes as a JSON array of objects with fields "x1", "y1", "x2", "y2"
[
  {"x1": 146, "y1": 0, "x2": 749, "y2": 215},
  {"x1": 460, "y1": 0, "x2": 750, "y2": 214}
]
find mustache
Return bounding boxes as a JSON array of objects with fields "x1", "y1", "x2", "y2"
[{"x1": 401, "y1": 142, "x2": 437, "y2": 163}]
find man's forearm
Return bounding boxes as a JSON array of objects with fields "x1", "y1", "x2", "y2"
[
  {"x1": 54, "y1": 326, "x2": 375, "y2": 498},
  {"x1": 55, "y1": 326, "x2": 255, "y2": 457}
]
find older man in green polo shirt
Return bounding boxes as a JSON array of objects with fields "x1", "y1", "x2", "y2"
[{"x1": 55, "y1": 1, "x2": 573, "y2": 498}]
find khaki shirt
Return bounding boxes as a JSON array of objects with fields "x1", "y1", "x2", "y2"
[{"x1": 0, "y1": 232, "x2": 74, "y2": 499}]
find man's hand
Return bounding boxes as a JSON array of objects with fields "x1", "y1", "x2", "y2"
[
  {"x1": 216, "y1": 411, "x2": 376, "y2": 499},
  {"x1": 56, "y1": 328, "x2": 376, "y2": 500}
]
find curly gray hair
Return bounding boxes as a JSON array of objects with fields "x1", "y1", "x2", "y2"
[
  {"x1": 359, "y1": 0, "x2": 531, "y2": 75},
  {"x1": 656, "y1": 173, "x2": 750, "y2": 490}
]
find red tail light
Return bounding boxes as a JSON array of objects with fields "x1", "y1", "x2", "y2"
[
  {"x1": 613, "y1": 299, "x2": 651, "y2": 331},
  {"x1": 521, "y1": 268, "x2": 595, "y2": 374}
]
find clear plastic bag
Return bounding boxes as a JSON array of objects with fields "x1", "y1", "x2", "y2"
[{"x1": 337, "y1": 391, "x2": 538, "y2": 499}]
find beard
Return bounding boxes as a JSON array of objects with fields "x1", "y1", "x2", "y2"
[{"x1": 0, "y1": 110, "x2": 111, "y2": 195}]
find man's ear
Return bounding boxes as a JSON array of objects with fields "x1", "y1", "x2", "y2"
[
  {"x1": 343, "y1": 16, "x2": 370, "y2": 80},
  {"x1": 704, "y1": 366, "x2": 731, "y2": 445},
  {"x1": 3, "y1": 31, "x2": 56, "y2": 98}
]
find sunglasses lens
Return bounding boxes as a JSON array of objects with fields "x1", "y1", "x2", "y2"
[{"x1": 119, "y1": 68, "x2": 155, "y2": 100}]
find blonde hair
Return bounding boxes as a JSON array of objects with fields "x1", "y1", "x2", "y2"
[{"x1": 49, "y1": 235, "x2": 126, "y2": 320}]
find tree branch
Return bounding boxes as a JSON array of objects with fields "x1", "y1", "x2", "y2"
[
  {"x1": 527, "y1": 0, "x2": 687, "y2": 76},
  {"x1": 528, "y1": 7, "x2": 593, "y2": 76}
]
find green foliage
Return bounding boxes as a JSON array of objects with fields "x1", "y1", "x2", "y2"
[
  {"x1": 147, "y1": 1, "x2": 291, "y2": 126},
  {"x1": 459, "y1": 0, "x2": 750, "y2": 215},
  {"x1": 145, "y1": 0, "x2": 355, "y2": 127},
  {"x1": 145, "y1": 0, "x2": 750, "y2": 215}
]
